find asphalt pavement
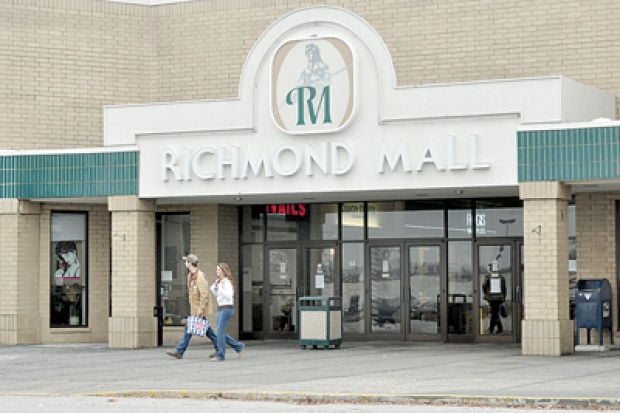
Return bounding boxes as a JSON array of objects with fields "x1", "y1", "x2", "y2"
[{"x1": 1, "y1": 339, "x2": 620, "y2": 410}]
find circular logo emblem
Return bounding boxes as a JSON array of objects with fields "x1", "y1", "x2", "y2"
[{"x1": 271, "y1": 37, "x2": 356, "y2": 135}]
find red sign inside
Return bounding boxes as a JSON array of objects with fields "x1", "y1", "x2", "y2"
[{"x1": 265, "y1": 204, "x2": 307, "y2": 217}]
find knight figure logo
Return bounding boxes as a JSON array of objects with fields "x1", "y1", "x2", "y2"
[{"x1": 271, "y1": 37, "x2": 356, "y2": 135}]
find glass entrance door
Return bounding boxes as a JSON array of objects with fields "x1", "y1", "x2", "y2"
[
  {"x1": 447, "y1": 241, "x2": 474, "y2": 340},
  {"x1": 477, "y1": 243, "x2": 515, "y2": 341},
  {"x1": 267, "y1": 248, "x2": 297, "y2": 335},
  {"x1": 407, "y1": 244, "x2": 442, "y2": 338},
  {"x1": 156, "y1": 213, "x2": 190, "y2": 347},
  {"x1": 369, "y1": 245, "x2": 402, "y2": 336},
  {"x1": 304, "y1": 246, "x2": 337, "y2": 297},
  {"x1": 266, "y1": 245, "x2": 337, "y2": 337}
]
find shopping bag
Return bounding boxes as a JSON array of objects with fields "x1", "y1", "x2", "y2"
[
  {"x1": 499, "y1": 303, "x2": 508, "y2": 318},
  {"x1": 186, "y1": 316, "x2": 209, "y2": 336}
]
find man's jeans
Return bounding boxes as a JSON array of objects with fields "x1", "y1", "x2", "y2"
[
  {"x1": 176, "y1": 323, "x2": 218, "y2": 355},
  {"x1": 215, "y1": 307, "x2": 244, "y2": 360}
]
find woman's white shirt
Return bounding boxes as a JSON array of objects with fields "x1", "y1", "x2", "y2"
[{"x1": 211, "y1": 278, "x2": 234, "y2": 306}]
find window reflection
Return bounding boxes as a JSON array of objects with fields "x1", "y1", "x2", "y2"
[
  {"x1": 474, "y1": 205, "x2": 523, "y2": 237},
  {"x1": 447, "y1": 241, "x2": 472, "y2": 335},
  {"x1": 409, "y1": 246, "x2": 440, "y2": 335},
  {"x1": 368, "y1": 201, "x2": 444, "y2": 239},
  {"x1": 370, "y1": 246, "x2": 401, "y2": 333},
  {"x1": 342, "y1": 202, "x2": 364, "y2": 240},
  {"x1": 343, "y1": 243, "x2": 364, "y2": 333}
]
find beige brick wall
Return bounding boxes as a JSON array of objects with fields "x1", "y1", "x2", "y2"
[
  {"x1": 3, "y1": 0, "x2": 620, "y2": 152},
  {"x1": 0, "y1": 0, "x2": 156, "y2": 150},
  {"x1": 0, "y1": 200, "x2": 41, "y2": 344}
]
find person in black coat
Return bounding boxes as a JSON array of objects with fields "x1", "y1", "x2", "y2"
[{"x1": 482, "y1": 264, "x2": 507, "y2": 335}]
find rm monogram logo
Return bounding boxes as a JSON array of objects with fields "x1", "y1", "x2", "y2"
[{"x1": 271, "y1": 37, "x2": 356, "y2": 134}]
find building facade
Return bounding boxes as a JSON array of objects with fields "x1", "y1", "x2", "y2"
[{"x1": 2, "y1": 0, "x2": 620, "y2": 356}]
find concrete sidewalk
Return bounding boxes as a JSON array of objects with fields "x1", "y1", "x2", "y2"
[{"x1": 1, "y1": 340, "x2": 620, "y2": 409}]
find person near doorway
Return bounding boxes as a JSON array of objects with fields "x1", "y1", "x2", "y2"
[
  {"x1": 482, "y1": 261, "x2": 507, "y2": 335},
  {"x1": 209, "y1": 262, "x2": 245, "y2": 362},
  {"x1": 166, "y1": 254, "x2": 218, "y2": 359}
]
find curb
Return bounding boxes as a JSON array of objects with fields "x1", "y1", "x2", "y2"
[{"x1": 82, "y1": 390, "x2": 620, "y2": 410}]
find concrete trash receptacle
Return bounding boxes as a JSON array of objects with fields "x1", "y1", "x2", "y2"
[{"x1": 298, "y1": 296, "x2": 342, "y2": 349}]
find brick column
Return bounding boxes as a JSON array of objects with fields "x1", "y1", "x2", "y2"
[
  {"x1": 0, "y1": 200, "x2": 41, "y2": 345},
  {"x1": 520, "y1": 182, "x2": 573, "y2": 356},
  {"x1": 108, "y1": 196, "x2": 157, "y2": 348}
]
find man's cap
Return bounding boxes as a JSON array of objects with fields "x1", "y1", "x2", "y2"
[{"x1": 182, "y1": 254, "x2": 199, "y2": 265}]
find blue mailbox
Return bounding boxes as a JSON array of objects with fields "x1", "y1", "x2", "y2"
[{"x1": 574, "y1": 279, "x2": 613, "y2": 346}]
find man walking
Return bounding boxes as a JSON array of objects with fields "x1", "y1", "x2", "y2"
[{"x1": 166, "y1": 254, "x2": 217, "y2": 359}]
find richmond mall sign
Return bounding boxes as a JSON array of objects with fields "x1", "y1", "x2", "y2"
[{"x1": 145, "y1": 36, "x2": 503, "y2": 198}]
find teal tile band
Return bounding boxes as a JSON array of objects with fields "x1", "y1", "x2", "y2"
[
  {"x1": 0, "y1": 151, "x2": 138, "y2": 199},
  {"x1": 518, "y1": 126, "x2": 620, "y2": 182}
]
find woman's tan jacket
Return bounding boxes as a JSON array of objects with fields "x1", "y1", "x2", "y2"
[{"x1": 188, "y1": 269, "x2": 214, "y2": 317}]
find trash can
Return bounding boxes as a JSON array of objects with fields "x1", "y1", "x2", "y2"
[
  {"x1": 298, "y1": 296, "x2": 342, "y2": 349},
  {"x1": 574, "y1": 279, "x2": 614, "y2": 345},
  {"x1": 447, "y1": 294, "x2": 467, "y2": 334}
]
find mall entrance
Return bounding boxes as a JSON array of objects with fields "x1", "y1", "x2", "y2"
[
  {"x1": 363, "y1": 240, "x2": 522, "y2": 343},
  {"x1": 256, "y1": 238, "x2": 522, "y2": 343},
  {"x1": 154, "y1": 203, "x2": 524, "y2": 345},
  {"x1": 240, "y1": 200, "x2": 526, "y2": 343}
]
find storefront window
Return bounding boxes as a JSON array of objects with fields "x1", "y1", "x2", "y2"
[
  {"x1": 475, "y1": 200, "x2": 523, "y2": 237},
  {"x1": 159, "y1": 214, "x2": 190, "y2": 327},
  {"x1": 342, "y1": 243, "x2": 364, "y2": 333},
  {"x1": 342, "y1": 202, "x2": 364, "y2": 240},
  {"x1": 241, "y1": 244, "x2": 264, "y2": 333},
  {"x1": 266, "y1": 203, "x2": 308, "y2": 241},
  {"x1": 447, "y1": 200, "x2": 473, "y2": 238},
  {"x1": 50, "y1": 212, "x2": 87, "y2": 327},
  {"x1": 309, "y1": 203, "x2": 338, "y2": 240},
  {"x1": 241, "y1": 206, "x2": 264, "y2": 243},
  {"x1": 448, "y1": 241, "x2": 473, "y2": 335},
  {"x1": 368, "y1": 201, "x2": 444, "y2": 239}
]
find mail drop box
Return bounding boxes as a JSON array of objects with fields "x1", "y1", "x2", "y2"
[{"x1": 574, "y1": 279, "x2": 613, "y2": 345}]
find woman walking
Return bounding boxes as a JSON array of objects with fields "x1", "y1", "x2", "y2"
[{"x1": 210, "y1": 262, "x2": 245, "y2": 361}]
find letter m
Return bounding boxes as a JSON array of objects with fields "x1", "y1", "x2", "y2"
[{"x1": 286, "y1": 86, "x2": 332, "y2": 126}]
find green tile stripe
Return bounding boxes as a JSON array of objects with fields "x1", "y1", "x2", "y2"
[
  {"x1": 0, "y1": 151, "x2": 138, "y2": 199},
  {"x1": 518, "y1": 126, "x2": 620, "y2": 182}
]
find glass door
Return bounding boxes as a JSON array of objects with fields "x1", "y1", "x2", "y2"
[
  {"x1": 267, "y1": 248, "x2": 297, "y2": 336},
  {"x1": 369, "y1": 245, "x2": 402, "y2": 337},
  {"x1": 477, "y1": 243, "x2": 514, "y2": 341},
  {"x1": 303, "y1": 245, "x2": 338, "y2": 297},
  {"x1": 407, "y1": 244, "x2": 442, "y2": 339},
  {"x1": 446, "y1": 241, "x2": 474, "y2": 341},
  {"x1": 156, "y1": 213, "x2": 190, "y2": 346}
]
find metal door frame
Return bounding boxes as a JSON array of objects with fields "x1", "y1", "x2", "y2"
[
  {"x1": 264, "y1": 244, "x2": 299, "y2": 339},
  {"x1": 264, "y1": 242, "x2": 339, "y2": 339},
  {"x1": 366, "y1": 242, "x2": 405, "y2": 340},
  {"x1": 474, "y1": 238, "x2": 523, "y2": 343},
  {"x1": 405, "y1": 241, "x2": 446, "y2": 342},
  {"x1": 301, "y1": 242, "x2": 339, "y2": 297}
]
